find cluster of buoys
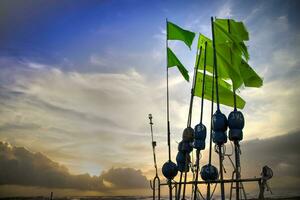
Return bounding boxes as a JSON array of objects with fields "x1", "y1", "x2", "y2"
[
  {"x1": 161, "y1": 111, "x2": 246, "y2": 185},
  {"x1": 176, "y1": 127, "x2": 194, "y2": 173}
]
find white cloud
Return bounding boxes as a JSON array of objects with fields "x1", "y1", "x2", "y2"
[
  {"x1": 216, "y1": 0, "x2": 233, "y2": 18},
  {"x1": 0, "y1": 62, "x2": 172, "y2": 175},
  {"x1": 90, "y1": 54, "x2": 108, "y2": 66}
]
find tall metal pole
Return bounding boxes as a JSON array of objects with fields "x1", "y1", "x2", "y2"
[
  {"x1": 211, "y1": 16, "x2": 225, "y2": 200},
  {"x1": 181, "y1": 40, "x2": 201, "y2": 200},
  {"x1": 211, "y1": 17, "x2": 220, "y2": 111},
  {"x1": 166, "y1": 18, "x2": 173, "y2": 200},
  {"x1": 207, "y1": 49, "x2": 215, "y2": 200},
  {"x1": 227, "y1": 18, "x2": 240, "y2": 200},
  {"x1": 166, "y1": 18, "x2": 171, "y2": 163},
  {"x1": 187, "y1": 47, "x2": 200, "y2": 128}
]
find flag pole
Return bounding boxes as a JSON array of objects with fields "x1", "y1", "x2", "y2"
[
  {"x1": 211, "y1": 16, "x2": 225, "y2": 200},
  {"x1": 181, "y1": 40, "x2": 201, "y2": 200},
  {"x1": 193, "y1": 42, "x2": 207, "y2": 200},
  {"x1": 186, "y1": 47, "x2": 200, "y2": 128},
  {"x1": 211, "y1": 17, "x2": 220, "y2": 111},
  {"x1": 166, "y1": 18, "x2": 171, "y2": 163},
  {"x1": 206, "y1": 47, "x2": 215, "y2": 200},
  {"x1": 166, "y1": 18, "x2": 173, "y2": 200},
  {"x1": 227, "y1": 19, "x2": 241, "y2": 200},
  {"x1": 181, "y1": 43, "x2": 202, "y2": 200}
]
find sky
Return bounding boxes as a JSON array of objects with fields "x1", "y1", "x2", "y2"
[{"x1": 0, "y1": 0, "x2": 300, "y2": 197}]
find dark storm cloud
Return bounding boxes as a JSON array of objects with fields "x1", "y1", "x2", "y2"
[
  {"x1": 0, "y1": 141, "x2": 149, "y2": 191},
  {"x1": 237, "y1": 131, "x2": 300, "y2": 191},
  {"x1": 241, "y1": 131, "x2": 300, "y2": 175}
]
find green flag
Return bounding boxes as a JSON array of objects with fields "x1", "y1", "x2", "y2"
[
  {"x1": 215, "y1": 19, "x2": 249, "y2": 41},
  {"x1": 214, "y1": 19, "x2": 263, "y2": 88},
  {"x1": 194, "y1": 71, "x2": 246, "y2": 109},
  {"x1": 167, "y1": 21, "x2": 195, "y2": 49},
  {"x1": 167, "y1": 47, "x2": 189, "y2": 81},
  {"x1": 239, "y1": 60, "x2": 263, "y2": 87},
  {"x1": 197, "y1": 32, "x2": 262, "y2": 90},
  {"x1": 214, "y1": 19, "x2": 249, "y2": 61},
  {"x1": 197, "y1": 34, "x2": 244, "y2": 90}
]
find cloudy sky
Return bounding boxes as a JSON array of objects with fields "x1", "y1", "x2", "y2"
[{"x1": 0, "y1": 0, "x2": 299, "y2": 197}]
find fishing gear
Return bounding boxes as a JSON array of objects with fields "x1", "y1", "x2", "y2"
[
  {"x1": 176, "y1": 45, "x2": 202, "y2": 200},
  {"x1": 149, "y1": 17, "x2": 273, "y2": 200},
  {"x1": 225, "y1": 18, "x2": 246, "y2": 200},
  {"x1": 161, "y1": 18, "x2": 179, "y2": 200},
  {"x1": 211, "y1": 16, "x2": 228, "y2": 200}
]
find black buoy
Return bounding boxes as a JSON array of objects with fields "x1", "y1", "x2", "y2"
[
  {"x1": 212, "y1": 110, "x2": 228, "y2": 145},
  {"x1": 182, "y1": 127, "x2": 195, "y2": 142},
  {"x1": 176, "y1": 151, "x2": 190, "y2": 173},
  {"x1": 228, "y1": 110, "x2": 244, "y2": 141},
  {"x1": 228, "y1": 110, "x2": 245, "y2": 200},
  {"x1": 162, "y1": 160, "x2": 178, "y2": 180},
  {"x1": 200, "y1": 164, "x2": 219, "y2": 181},
  {"x1": 212, "y1": 110, "x2": 228, "y2": 132},
  {"x1": 178, "y1": 140, "x2": 193, "y2": 153},
  {"x1": 193, "y1": 123, "x2": 206, "y2": 151},
  {"x1": 194, "y1": 123, "x2": 207, "y2": 140}
]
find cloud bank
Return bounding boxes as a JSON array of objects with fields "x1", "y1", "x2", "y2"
[
  {"x1": 1, "y1": 131, "x2": 300, "y2": 195},
  {"x1": 0, "y1": 141, "x2": 148, "y2": 191}
]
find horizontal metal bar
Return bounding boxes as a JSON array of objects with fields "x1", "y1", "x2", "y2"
[{"x1": 160, "y1": 178, "x2": 261, "y2": 186}]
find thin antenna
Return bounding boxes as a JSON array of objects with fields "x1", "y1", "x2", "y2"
[
  {"x1": 149, "y1": 114, "x2": 158, "y2": 176},
  {"x1": 149, "y1": 114, "x2": 161, "y2": 200}
]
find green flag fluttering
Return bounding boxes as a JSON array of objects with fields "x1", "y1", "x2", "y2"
[
  {"x1": 214, "y1": 18, "x2": 263, "y2": 88},
  {"x1": 167, "y1": 21, "x2": 196, "y2": 49},
  {"x1": 197, "y1": 29, "x2": 262, "y2": 90},
  {"x1": 167, "y1": 21, "x2": 195, "y2": 82},
  {"x1": 215, "y1": 19, "x2": 249, "y2": 42},
  {"x1": 239, "y1": 60, "x2": 263, "y2": 87},
  {"x1": 167, "y1": 47, "x2": 189, "y2": 82},
  {"x1": 197, "y1": 34, "x2": 244, "y2": 90},
  {"x1": 194, "y1": 72, "x2": 245, "y2": 109},
  {"x1": 214, "y1": 19, "x2": 249, "y2": 61}
]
